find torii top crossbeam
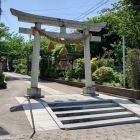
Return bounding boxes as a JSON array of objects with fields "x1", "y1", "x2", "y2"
[{"x1": 10, "y1": 8, "x2": 106, "y2": 32}]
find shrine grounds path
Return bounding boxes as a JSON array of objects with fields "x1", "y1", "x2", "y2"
[{"x1": 0, "y1": 72, "x2": 140, "y2": 140}]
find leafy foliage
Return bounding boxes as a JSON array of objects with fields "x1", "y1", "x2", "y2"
[
  {"x1": 75, "y1": 58, "x2": 85, "y2": 79},
  {"x1": 0, "y1": 72, "x2": 5, "y2": 82},
  {"x1": 125, "y1": 0, "x2": 140, "y2": 12},
  {"x1": 44, "y1": 68, "x2": 57, "y2": 78},
  {"x1": 87, "y1": 0, "x2": 140, "y2": 66},
  {"x1": 39, "y1": 58, "x2": 48, "y2": 77},
  {"x1": 91, "y1": 62, "x2": 98, "y2": 73},
  {"x1": 90, "y1": 58, "x2": 98, "y2": 73},
  {"x1": 126, "y1": 48, "x2": 140, "y2": 89},
  {"x1": 92, "y1": 66, "x2": 114, "y2": 84},
  {"x1": 65, "y1": 69, "x2": 75, "y2": 80},
  {"x1": 113, "y1": 72, "x2": 124, "y2": 86},
  {"x1": 0, "y1": 22, "x2": 26, "y2": 72},
  {"x1": 13, "y1": 58, "x2": 28, "y2": 74},
  {"x1": 96, "y1": 58, "x2": 114, "y2": 69}
]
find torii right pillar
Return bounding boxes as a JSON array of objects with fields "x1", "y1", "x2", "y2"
[{"x1": 83, "y1": 29, "x2": 97, "y2": 95}]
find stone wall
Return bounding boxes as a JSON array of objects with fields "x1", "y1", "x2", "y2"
[
  {"x1": 45, "y1": 78, "x2": 140, "y2": 100},
  {"x1": 95, "y1": 84, "x2": 140, "y2": 100}
]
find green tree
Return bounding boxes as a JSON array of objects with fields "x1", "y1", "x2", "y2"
[
  {"x1": 8, "y1": 33, "x2": 25, "y2": 60},
  {"x1": 86, "y1": 0, "x2": 140, "y2": 68},
  {"x1": 126, "y1": 48, "x2": 140, "y2": 89},
  {"x1": 98, "y1": 0, "x2": 140, "y2": 48},
  {"x1": 0, "y1": 23, "x2": 25, "y2": 71},
  {"x1": 0, "y1": 23, "x2": 11, "y2": 53}
]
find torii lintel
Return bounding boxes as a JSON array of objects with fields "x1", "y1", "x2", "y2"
[{"x1": 10, "y1": 8, "x2": 106, "y2": 32}]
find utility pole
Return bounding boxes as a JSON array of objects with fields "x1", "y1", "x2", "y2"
[
  {"x1": 29, "y1": 34, "x2": 31, "y2": 40},
  {"x1": 122, "y1": 35, "x2": 126, "y2": 88},
  {"x1": 0, "y1": 0, "x2": 1, "y2": 22}
]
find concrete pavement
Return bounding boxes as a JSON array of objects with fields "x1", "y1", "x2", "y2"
[{"x1": 0, "y1": 72, "x2": 140, "y2": 140}]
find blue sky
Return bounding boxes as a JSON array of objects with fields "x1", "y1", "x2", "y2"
[{"x1": 1, "y1": 0, "x2": 118, "y2": 40}]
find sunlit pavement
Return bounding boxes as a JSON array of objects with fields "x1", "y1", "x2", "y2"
[{"x1": 0, "y1": 72, "x2": 140, "y2": 140}]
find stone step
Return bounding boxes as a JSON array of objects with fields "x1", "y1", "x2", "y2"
[
  {"x1": 51, "y1": 102, "x2": 118, "y2": 111},
  {"x1": 55, "y1": 107, "x2": 126, "y2": 117},
  {"x1": 60, "y1": 112, "x2": 135, "y2": 124},
  {"x1": 64, "y1": 117, "x2": 140, "y2": 129},
  {"x1": 48, "y1": 99, "x2": 112, "y2": 107}
]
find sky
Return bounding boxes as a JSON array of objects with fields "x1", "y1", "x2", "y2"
[{"x1": 1, "y1": 0, "x2": 119, "y2": 40}]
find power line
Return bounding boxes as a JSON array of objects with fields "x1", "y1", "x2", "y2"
[
  {"x1": 74, "y1": 0, "x2": 104, "y2": 20},
  {"x1": 48, "y1": 27, "x2": 60, "y2": 32},
  {"x1": 2, "y1": 0, "x2": 115, "y2": 14},
  {"x1": 74, "y1": 0, "x2": 119, "y2": 21},
  {"x1": 1, "y1": 4, "x2": 100, "y2": 13},
  {"x1": 77, "y1": 0, "x2": 110, "y2": 20},
  {"x1": 1, "y1": 0, "x2": 114, "y2": 35},
  {"x1": 74, "y1": 0, "x2": 110, "y2": 21},
  {"x1": 3, "y1": 13, "x2": 16, "y2": 30},
  {"x1": 2, "y1": 0, "x2": 115, "y2": 22},
  {"x1": 47, "y1": 1, "x2": 106, "y2": 32},
  {"x1": 41, "y1": 1, "x2": 110, "y2": 33}
]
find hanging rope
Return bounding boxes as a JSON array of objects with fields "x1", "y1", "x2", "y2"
[{"x1": 32, "y1": 27, "x2": 91, "y2": 45}]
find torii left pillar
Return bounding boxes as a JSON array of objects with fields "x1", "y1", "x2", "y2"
[{"x1": 27, "y1": 22, "x2": 42, "y2": 98}]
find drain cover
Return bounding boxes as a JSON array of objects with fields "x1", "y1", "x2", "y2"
[{"x1": 0, "y1": 127, "x2": 9, "y2": 135}]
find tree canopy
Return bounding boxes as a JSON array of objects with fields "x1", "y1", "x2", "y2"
[
  {"x1": 88, "y1": 0, "x2": 140, "y2": 48},
  {"x1": 0, "y1": 23, "x2": 25, "y2": 60}
]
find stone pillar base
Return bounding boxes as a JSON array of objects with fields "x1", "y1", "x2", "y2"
[
  {"x1": 27, "y1": 88, "x2": 44, "y2": 98},
  {"x1": 83, "y1": 87, "x2": 98, "y2": 96}
]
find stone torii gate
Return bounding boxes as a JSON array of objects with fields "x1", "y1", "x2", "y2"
[{"x1": 10, "y1": 8, "x2": 106, "y2": 98}]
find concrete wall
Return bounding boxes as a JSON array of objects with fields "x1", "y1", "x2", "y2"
[{"x1": 44, "y1": 78, "x2": 140, "y2": 99}]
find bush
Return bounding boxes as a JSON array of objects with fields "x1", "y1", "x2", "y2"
[
  {"x1": 96, "y1": 58, "x2": 114, "y2": 69},
  {"x1": 114, "y1": 72, "x2": 124, "y2": 86},
  {"x1": 96, "y1": 58, "x2": 104, "y2": 68},
  {"x1": 91, "y1": 57, "x2": 98, "y2": 73},
  {"x1": 45, "y1": 68, "x2": 57, "y2": 78},
  {"x1": 75, "y1": 58, "x2": 85, "y2": 79},
  {"x1": 91, "y1": 58, "x2": 97, "y2": 63},
  {"x1": 105, "y1": 58, "x2": 114, "y2": 68},
  {"x1": 91, "y1": 62, "x2": 98, "y2": 73},
  {"x1": 39, "y1": 58, "x2": 48, "y2": 77},
  {"x1": 56, "y1": 70, "x2": 65, "y2": 77},
  {"x1": 126, "y1": 48, "x2": 140, "y2": 89},
  {"x1": 92, "y1": 66, "x2": 114, "y2": 84},
  {"x1": 0, "y1": 72, "x2": 5, "y2": 82},
  {"x1": 20, "y1": 69, "x2": 27, "y2": 75},
  {"x1": 75, "y1": 67, "x2": 84, "y2": 79},
  {"x1": 65, "y1": 69, "x2": 75, "y2": 80},
  {"x1": 14, "y1": 63, "x2": 27, "y2": 74}
]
